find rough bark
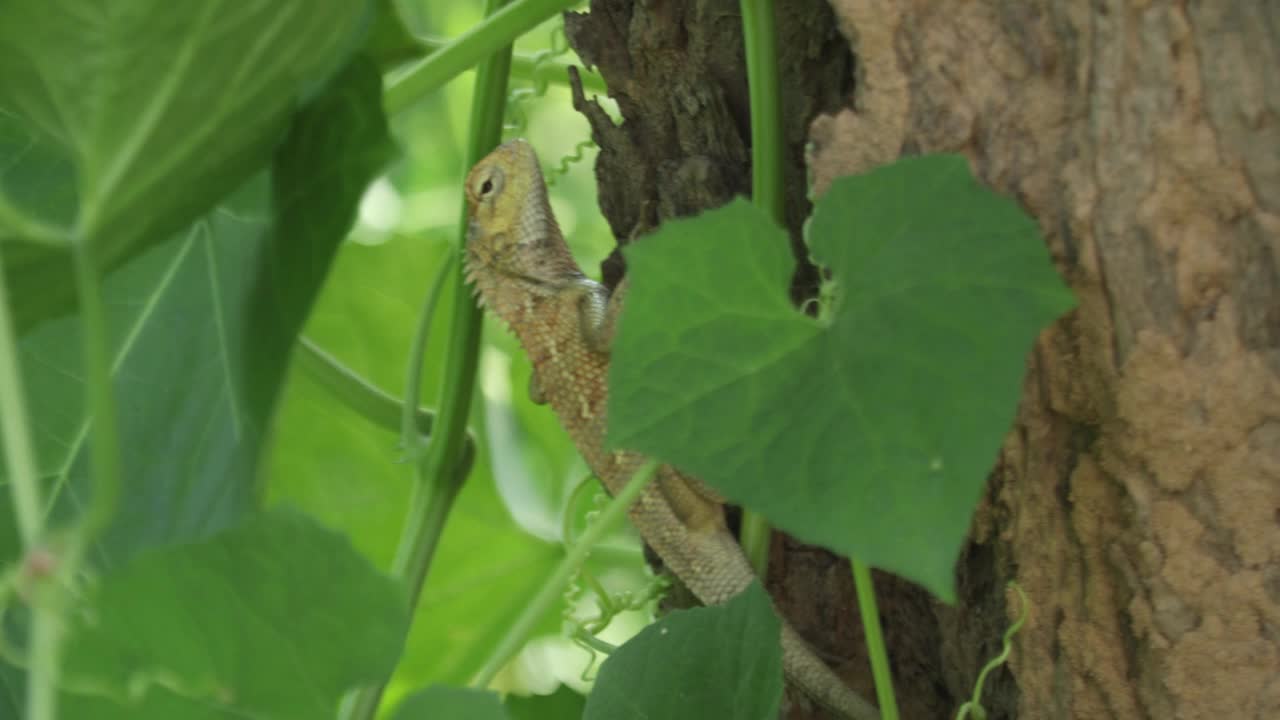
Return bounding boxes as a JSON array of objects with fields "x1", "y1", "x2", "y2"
[
  {"x1": 808, "y1": 1, "x2": 1280, "y2": 719},
  {"x1": 565, "y1": 0, "x2": 851, "y2": 299},
  {"x1": 569, "y1": 0, "x2": 1279, "y2": 718}
]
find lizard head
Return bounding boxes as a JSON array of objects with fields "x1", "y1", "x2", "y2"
[{"x1": 464, "y1": 139, "x2": 581, "y2": 306}]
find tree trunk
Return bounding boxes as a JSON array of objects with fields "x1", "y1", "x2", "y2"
[{"x1": 568, "y1": 1, "x2": 1280, "y2": 718}]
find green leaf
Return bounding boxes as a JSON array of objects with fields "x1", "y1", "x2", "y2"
[
  {"x1": 608, "y1": 156, "x2": 1075, "y2": 599},
  {"x1": 16, "y1": 181, "x2": 271, "y2": 559},
  {"x1": 241, "y1": 56, "x2": 398, "y2": 434},
  {"x1": 61, "y1": 508, "x2": 408, "y2": 719},
  {"x1": 0, "y1": 0, "x2": 373, "y2": 329},
  {"x1": 393, "y1": 686, "x2": 510, "y2": 720},
  {"x1": 1, "y1": 56, "x2": 393, "y2": 564},
  {"x1": 584, "y1": 581, "x2": 782, "y2": 720}
]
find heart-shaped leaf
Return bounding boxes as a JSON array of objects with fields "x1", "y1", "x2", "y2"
[{"x1": 607, "y1": 156, "x2": 1075, "y2": 599}]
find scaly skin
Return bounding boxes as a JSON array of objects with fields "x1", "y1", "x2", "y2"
[{"x1": 464, "y1": 139, "x2": 879, "y2": 720}]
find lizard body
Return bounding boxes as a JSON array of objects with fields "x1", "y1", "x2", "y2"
[{"x1": 464, "y1": 139, "x2": 879, "y2": 720}]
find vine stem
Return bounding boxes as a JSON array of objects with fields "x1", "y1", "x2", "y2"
[
  {"x1": 295, "y1": 336, "x2": 448, "y2": 440},
  {"x1": 383, "y1": 0, "x2": 581, "y2": 115},
  {"x1": 340, "y1": 1, "x2": 516, "y2": 717},
  {"x1": 736, "y1": 0, "x2": 784, "y2": 576},
  {"x1": 470, "y1": 460, "x2": 658, "y2": 689},
  {"x1": 399, "y1": 254, "x2": 454, "y2": 455},
  {"x1": 853, "y1": 561, "x2": 900, "y2": 720}
]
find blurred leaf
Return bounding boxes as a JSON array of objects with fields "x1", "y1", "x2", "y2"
[
  {"x1": 0, "y1": 630, "x2": 20, "y2": 716},
  {"x1": 62, "y1": 687, "x2": 245, "y2": 720},
  {"x1": 367, "y1": 0, "x2": 426, "y2": 70},
  {"x1": 61, "y1": 508, "x2": 408, "y2": 720},
  {"x1": 241, "y1": 56, "x2": 397, "y2": 438},
  {"x1": 1, "y1": 56, "x2": 392, "y2": 566},
  {"x1": 584, "y1": 582, "x2": 782, "y2": 720},
  {"x1": 0, "y1": 107, "x2": 77, "y2": 239},
  {"x1": 608, "y1": 157, "x2": 1075, "y2": 599},
  {"x1": 506, "y1": 685, "x2": 586, "y2": 720},
  {"x1": 15, "y1": 181, "x2": 272, "y2": 562},
  {"x1": 392, "y1": 686, "x2": 509, "y2": 720},
  {"x1": 1, "y1": 53, "x2": 392, "y2": 720},
  {"x1": 0, "y1": 0, "x2": 374, "y2": 328}
]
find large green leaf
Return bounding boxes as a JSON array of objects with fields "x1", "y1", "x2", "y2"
[
  {"x1": 1, "y1": 57, "x2": 392, "y2": 564},
  {"x1": 0, "y1": 53, "x2": 393, "y2": 720},
  {"x1": 366, "y1": 0, "x2": 426, "y2": 70},
  {"x1": 0, "y1": 0, "x2": 374, "y2": 328},
  {"x1": 60, "y1": 508, "x2": 408, "y2": 719},
  {"x1": 607, "y1": 156, "x2": 1075, "y2": 599},
  {"x1": 15, "y1": 180, "x2": 272, "y2": 560},
  {"x1": 584, "y1": 581, "x2": 783, "y2": 720}
]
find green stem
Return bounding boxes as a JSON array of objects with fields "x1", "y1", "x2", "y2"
[
  {"x1": 393, "y1": 0, "x2": 514, "y2": 608},
  {"x1": 0, "y1": 243, "x2": 61, "y2": 720},
  {"x1": 471, "y1": 460, "x2": 658, "y2": 689},
  {"x1": 400, "y1": 254, "x2": 454, "y2": 454},
  {"x1": 71, "y1": 241, "x2": 122, "y2": 543},
  {"x1": 295, "y1": 337, "x2": 445, "y2": 439},
  {"x1": 852, "y1": 561, "x2": 899, "y2": 720},
  {"x1": 70, "y1": 240, "x2": 122, "y2": 538},
  {"x1": 389, "y1": 0, "x2": 516, "y2": 580},
  {"x1": 341, "y1": 2, "x2": 517, "y2": 717},
  {"x1": 739, "y1": 0, "x2": 785, "y2": 223},
  {"x1": 383, "y1": 0, "x2": 581, "y2": 115},
  {"x1": 25, "y1": 609, "x2": 61, "y2": 720},
  {"x1": 736, "y1": 0, "x2": 785, "y2": 576}
]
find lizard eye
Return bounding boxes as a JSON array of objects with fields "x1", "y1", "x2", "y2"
[{"x1": 474, "y1": 167, "x2": 504, "y2": 199}]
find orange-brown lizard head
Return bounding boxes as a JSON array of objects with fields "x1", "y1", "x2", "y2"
[{"x1": 463, "y1": 139, "x2": 583, "y2": 313}]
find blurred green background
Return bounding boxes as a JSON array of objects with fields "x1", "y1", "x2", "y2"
[{"x1": 263, "y1": 2, "x2": 650, "y2": 713}]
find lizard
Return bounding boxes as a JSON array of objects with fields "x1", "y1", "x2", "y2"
[{"x1": 463, "y1": 138, "x2": 880, "y2": 720}]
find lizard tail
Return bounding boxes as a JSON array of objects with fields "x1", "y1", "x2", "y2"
[
  {"x1": 680, "y1": 522, "x2": 881, "y2": 720},
  {"x1": 625, "y1": 471, "x2": 881, "y2": 720},
  {"x1": 781, "y1": 622, "x2": 882, "y2": 720}
]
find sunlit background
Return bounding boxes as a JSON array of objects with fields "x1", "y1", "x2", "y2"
[{"x1": 263, "y1": 2, "x2": 651, "y2": 713}]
